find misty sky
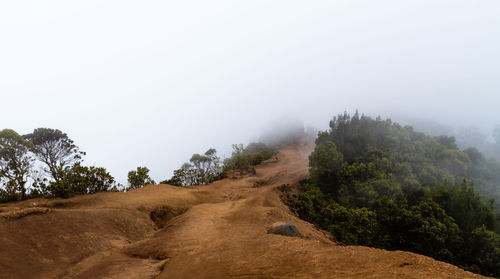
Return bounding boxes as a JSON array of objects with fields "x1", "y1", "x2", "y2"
[{"x1": 1, "y1": 1, "x2": 499, "y2": 184}]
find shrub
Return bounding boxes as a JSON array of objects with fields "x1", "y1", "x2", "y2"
[
  {"x1": 35, "y1": 164, "x2": 118, "y2": 198},
  {"x1": 224, "y1": 142, "x2": 277, "y2": 170},
  {"x1": 127, "y1": 166, "x2": 155, "y2": 190},
  {"x1": 164, "y1": 149, "x2": 222, "y2": 186}
]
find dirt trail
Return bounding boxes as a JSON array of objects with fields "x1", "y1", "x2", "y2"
[{"x1": 0, "y1": 143, "x2": 489, "y2": 279}]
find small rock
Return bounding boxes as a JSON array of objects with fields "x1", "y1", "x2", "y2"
[{"x1": 267, "y1": 222, "x2": 302, "y2": 238}]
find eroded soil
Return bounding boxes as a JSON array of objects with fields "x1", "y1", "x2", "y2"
[{"x1": 0, "y1": 143, "x2": 488, "y2": 279}]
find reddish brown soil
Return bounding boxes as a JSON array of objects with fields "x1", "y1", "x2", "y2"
[{"x1": 0, "y1": 143, "x2": 489, "y2": 279}]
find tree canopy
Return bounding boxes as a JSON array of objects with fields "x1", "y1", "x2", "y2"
[
  {"x1": 127, "y1": 166, "x2": 155, "y2": 190},
  {"x1": 24, "y1": 128, "x2": 84, "y2": 182},
  {"x1": 283, "y1": 112, "x2": 500, "y2": 277},
  {"x1": 0, "y1": 129, "x2": 34, "y2": 200},
  {"x1": 163, "y1": 148, "x2": 223, "y2": 186},
  {"x1": 0, "y1": 127, "x2": 119, "y2": 201}
]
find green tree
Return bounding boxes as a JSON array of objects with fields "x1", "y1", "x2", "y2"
[
  {"x1": 283, "y1": 112, "x2": 500, "y2": 276},
  {"x1": 189, "y1": 148, "x2": 221, "y2": 183},
  {"x1": 225, "y1": 144, "x2": 249, "y2": 169},
  {"x1": 162, "y1": 163, "x2": 200, "y2": 186},
  {"x1": 309, "y1": 141, "x2": 344, "y2": 197},
  {"x1": 224, "y1": 142, "x2": 277, "y2": 171},
  {"x1": 45, "y1": 164, "x2": 118, "y2": 198},
  {"x1": 464, "y1": 226, "x2": 500, "y2": 276},
  {"x1": 166, "y1": 148, "x2": 222, "y2": 186},
  {"x1": 432, "y1": 179, "x2": 497, "y2": 233},
  {"x1": 323, "y1": 203, "x2": 379, "y2": 246},
  {"x1": 0, "y1": 129, "x2": 34, "y2": 200},
  {"x1": 436, "y1": 149, "x2": 470, "y2": 177},
  {"x1": 24, "y1": 128, "x2": 84, "y2": 182},
  {"x1": 245, "y1": 142, "x2": 276, "y2": 165},
  {"x1": 127, "y1": 166, "x2": 155, "y2": 190},
  {"x1": 436, "y1": 135, "x2": 458, "y2": 149},
  {"x1": 404, "y1": 201, "x2": 460, "y2": 260}
]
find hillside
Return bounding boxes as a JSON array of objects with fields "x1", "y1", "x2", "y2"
[{"x1": 0, "y1": 143, "x2": 489, "y2": 279}]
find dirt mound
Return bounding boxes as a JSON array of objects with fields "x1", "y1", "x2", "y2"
[{"x1": 0, "y1": 142, "x2": 490, "y2": 279}]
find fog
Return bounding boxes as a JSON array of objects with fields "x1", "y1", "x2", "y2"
[{"x1": 1, "y1": 1, "x2": 499, "y2": 184}]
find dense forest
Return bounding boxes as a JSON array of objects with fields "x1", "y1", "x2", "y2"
[
  {"x1": 400, "y1": 117, "x2": 500, "y2": 164},
  {"x1": 282, "y1": 112, "x2": 500, "y2": 277}
]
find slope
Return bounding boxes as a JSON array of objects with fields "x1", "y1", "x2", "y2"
[{"x1": 0, "y1": 142, "x2": 489, "y2": 279}]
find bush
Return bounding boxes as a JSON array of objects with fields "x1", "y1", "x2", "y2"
[
  {"x1": 164, "y1": 149, "x2": 223, "y2": 186},
  {"x1": 0, "y1": 187, "x2": 18, "y2": 203},
  {"x1": 127, "y1": 167, "x2": 155, "y2": 190},
  {"x1": 279, "y1": 183, "x2": 293, "y2": 193},
  {"x1": 224, "y1": 142, "x2": 277, "y2": 170},
  {"x1": 35, "y1": 165, "x2": 118, "y2": 198},
  {"x1": 324, "y1": 204, "x2": 379, "y2": 246}
]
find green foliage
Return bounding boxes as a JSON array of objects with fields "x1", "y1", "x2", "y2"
[
  {"x1": 463, "y1": 147, "x2": 500, "y2": 213},
  {"x1": 224, "y1": 144, "x2": 249, "y2": 169},
  {"x1": 377, "y1": 199, "x2": 461, "y2": 260},
  {"x1": 278, "y1": 183, "x2": 293, "y2": 193},
  {"x1": 0, "y1": 129, "x2": 34, "y2": 200},
  {"x1": 310, "y1": 112, "x2": 500, "y2": 209},
  {"x1": 309, "y1": 141, "x2": 343, "y2": 193},
  {"x1": 436, "y1": 135, "x2": 458, "y2": 149},
  {"x1": 127, "y1": 166, "x2": 155, "y2": 190},
  {"x1": 463, "y1": 226, "x2": 500, "y2": 276},
  {"x1": 224, "y1": 142, "x2": 277, "y2": 170},
  {"x1": 40, "y1": 164, "x2": 118, "y2": 198},
  {"x1": 245, "y1": 142, "x2": 276, "y2": 165},
  {"x1": 0, "y1": 187, "x2": 18, "y2": 203},
  {"x1": 165, "y1": 148, "x2": 222, "y2": 186},
  {"x1": 323, "y1": 203, "x2": 379, "y2": 246},
  {"x1": 189, "y1": 148, "x2": 221, "y2": 183},
  {"x1": 284, "y1": 112, "x2": 500, "y2": 277},
  {"x1": 24, "y1": 128, "x2": 84, "y2": 182},
  {"x1": 431, "y1": 179, "x2": 497, "y2": 233},
  {"x1": 283, "y1": 181, "x2": 329, "y2": 224},
  {"x1": 0, "y1": 127, "x2": 122, "y2": 202}
]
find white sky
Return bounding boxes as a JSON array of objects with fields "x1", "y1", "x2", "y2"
[{"x1": 1, "y1": 1, "x2": 499, "y2": 184}]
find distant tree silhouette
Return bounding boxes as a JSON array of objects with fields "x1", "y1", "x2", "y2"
[{"x1": 25, "y1": 128, "x2": 84, "y2": 182}]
